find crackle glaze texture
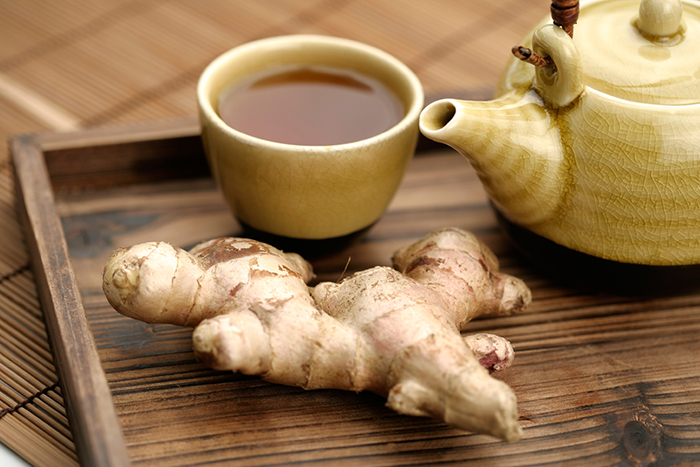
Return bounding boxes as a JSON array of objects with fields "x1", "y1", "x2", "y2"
[
  {"x1": 420, "y1": 0, "x2": 700, "y2": 266},
  {"x1": 198, "y1": 35, "x2": 423, "y2": 239}
]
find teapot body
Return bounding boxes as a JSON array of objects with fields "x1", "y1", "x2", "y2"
[
  {"x1": 419, "y1": 0, "x2": 700, "y2": 291},
  {"x1": 520, "y1": 87, "x2": 700, "y2": 266},
  {"x1": 498, "y1": 0, "x2": 700, "y2": 267}
]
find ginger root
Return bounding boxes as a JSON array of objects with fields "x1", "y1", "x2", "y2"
[{"x1": 103, "y1": 228, "x2": 531, "y2": 442}]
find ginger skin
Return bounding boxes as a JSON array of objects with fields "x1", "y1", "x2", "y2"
[
  {"x1": 103, "y1": 228, "x2": 530, "y2": 442},
  {"x1": 392, "y1": 227, "x2": 530, "y2": 328}
]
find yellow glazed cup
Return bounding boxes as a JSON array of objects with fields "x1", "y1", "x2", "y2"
[{"x1": 197, "y1": 35, "x2": 423, "y2": 240}]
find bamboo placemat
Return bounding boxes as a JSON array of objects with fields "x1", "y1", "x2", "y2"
[{"x1": 0, "y1": 0, "x2": 545, "y2": 464}]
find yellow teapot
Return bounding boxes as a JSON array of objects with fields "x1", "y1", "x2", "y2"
[{"x1": 420, "y1": 0, "x2": 700, "y2": 293}]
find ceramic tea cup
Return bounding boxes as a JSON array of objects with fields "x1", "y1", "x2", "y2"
[{"x1": 197, "y1": 35, "x2": 423, "y2": 241}]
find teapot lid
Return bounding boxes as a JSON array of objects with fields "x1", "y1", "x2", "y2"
[{"x1": 574, "y1": 0, "x2": 700, "y2": 105}]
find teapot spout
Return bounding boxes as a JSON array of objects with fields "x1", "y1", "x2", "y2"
[{"x1": 420, "y1": 90, "x2": 568, "y2": 227}]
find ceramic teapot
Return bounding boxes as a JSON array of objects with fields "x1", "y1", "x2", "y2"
[{"x1": 420, "y1": 0, "x2": 700, "y2": 293}]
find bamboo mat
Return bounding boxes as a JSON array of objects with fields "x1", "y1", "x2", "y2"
[{"x1": 0, "y1": 0, "x2": 545, "y2": 465}]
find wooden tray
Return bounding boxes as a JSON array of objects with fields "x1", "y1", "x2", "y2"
[{"x1": 11, "y1": 116, "x2": 700, "y2": 466}]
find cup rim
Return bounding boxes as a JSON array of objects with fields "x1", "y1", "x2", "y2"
[{"x1": 197, "y1": 34, "x2": 424, "y2": 151}]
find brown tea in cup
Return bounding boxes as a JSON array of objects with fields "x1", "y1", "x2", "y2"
[{"x1": 217, "y1": 65, "x2": 404, "y2": 146}]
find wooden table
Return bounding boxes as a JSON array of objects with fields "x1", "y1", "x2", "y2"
[{"x1": 2, "y1": 1, "x2": 700, "y2": 466}]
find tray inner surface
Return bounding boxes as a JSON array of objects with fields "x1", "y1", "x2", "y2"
[{"x1": 19, "y1": 120, "x2": 700, "y2": 465}]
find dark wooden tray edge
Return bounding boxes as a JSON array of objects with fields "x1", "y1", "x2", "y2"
[{"x1": 8, "y1": 118, "x2": 206, "y2": 467}]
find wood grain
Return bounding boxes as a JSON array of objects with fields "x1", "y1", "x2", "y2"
[
  {"x1": 13, "y1": 119, "x2": 700, "y2": 466},
  {"x1": 12, "y1": 134, "x2": 130, "y2": 466},
  {"x1": 3, "y1": 0, "x2": 700, "y2": 465}
]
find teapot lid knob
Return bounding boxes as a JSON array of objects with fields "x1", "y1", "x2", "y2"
[{"x1": 637, "y1": 0, "x2": 683, "y2": 37}]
